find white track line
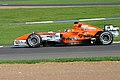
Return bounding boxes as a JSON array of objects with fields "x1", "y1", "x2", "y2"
[
  {"x1": 113, "y1": 41, "x2": 120, "y2": 44},
  {"x1": 0, "y1": 46, "x2": 4, "y2": 48}
]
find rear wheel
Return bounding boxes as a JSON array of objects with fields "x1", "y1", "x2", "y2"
[
  {"x1": 96, "y1": 31, "x2": 113, "y2": 45},
  {"x1": 27, "y1": 33, "x2": 42, "y2": 48}
]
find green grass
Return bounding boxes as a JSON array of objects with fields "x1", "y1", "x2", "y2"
[
  {"x1": 0, "y1": 6, "x2": 120, "y2": 45},
  {"x1": 0, "y1": 6, "x2": 120, "y2": 22},
  {"x1": 0, "y1": 57, "x2": 120, "y2": 64},
  {"x1": 0, "y1": 0, "x2": 120, "y2": 4}
]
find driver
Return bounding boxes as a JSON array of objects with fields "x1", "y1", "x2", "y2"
[
  {"x1": 64, "y1": 22, "x2": 82, "y2": 33},
  {"x1": 74, "y1": 22, "x2": 82, "y2": 30}
]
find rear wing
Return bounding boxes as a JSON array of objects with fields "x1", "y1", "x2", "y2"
[{"x1": 104, "y1": 24, "x2": 119, "y2": 37}]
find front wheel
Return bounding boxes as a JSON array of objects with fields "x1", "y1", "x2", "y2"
[
  {"x1": 27, "y1": 33, "x2": 42, "y2": 48},
  {"x1": 97, "y1": 31, "x2": 113, "y2": 45}
]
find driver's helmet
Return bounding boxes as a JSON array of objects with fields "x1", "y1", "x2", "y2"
[{"x1": 64, "y1": 28, "x2": 70, "y2": 32}]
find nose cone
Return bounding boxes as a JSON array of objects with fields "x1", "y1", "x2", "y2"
[{"x1": 16, "y1": 34, "x2": 30, "y2": 40}]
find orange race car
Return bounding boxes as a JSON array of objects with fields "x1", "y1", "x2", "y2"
[{"x1": 14, "y1": 22, "x2": 119, "y2": 48}]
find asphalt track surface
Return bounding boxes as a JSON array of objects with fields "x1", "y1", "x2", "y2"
[
  {"x1": 0, "y1": 3, "x2": 120, "y2": 60},
  {"x1": 0, "y1": 43, "x2": 120, "y2": 60}
]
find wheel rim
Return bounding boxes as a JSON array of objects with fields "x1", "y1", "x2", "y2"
[
  {"x1": 31, "y1": 38, "x2": 38, "y2": 45},
  {"x1": 103, "y1": 35, "x2": 110, "y2": 42}
]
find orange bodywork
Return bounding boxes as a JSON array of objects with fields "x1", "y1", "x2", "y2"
[
  {"x1": 15, "y1": 23, "x2": 103, "y2": 44},
  {"x1": 16, "y1": 34, "x2": 30, "y2": 40},
  {"x1": 61, "y1": 23, "x2": 103, "y2": 44}
]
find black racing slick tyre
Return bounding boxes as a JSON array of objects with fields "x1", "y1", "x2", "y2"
[
  {"x1": 97, "y1": 31, "x2": 113, "y2": 45},
  {"x1": 27, "y1": 33, "x2": 42, "y2": 48}
]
